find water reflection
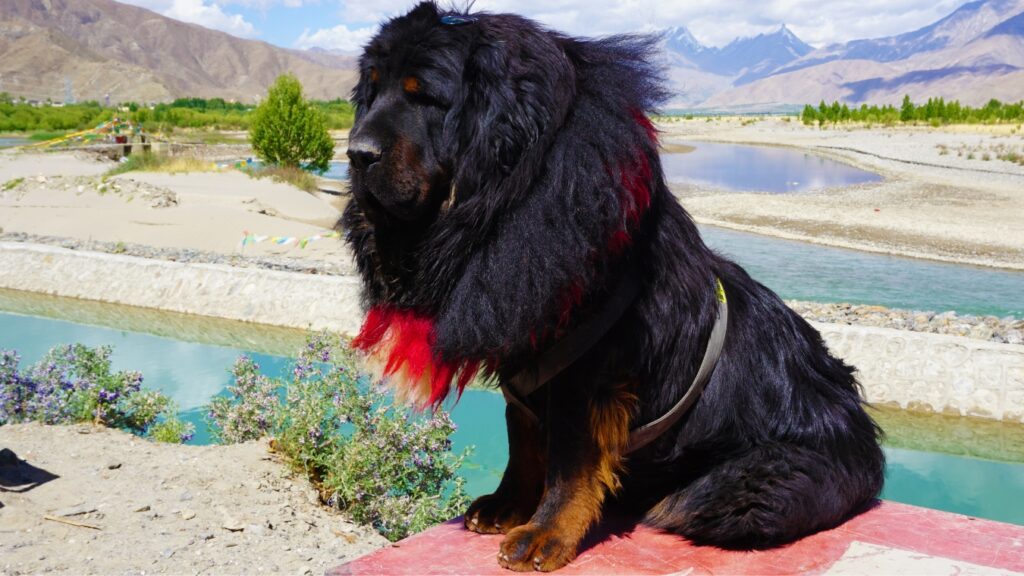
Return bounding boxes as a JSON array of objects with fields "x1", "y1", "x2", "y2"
[
  {"x1": 662, "y1": 141, "x2": 882, "y2": 192},
  {"x1": 323, "y1": 161, "x2": 349, "y2": 181},
  {"x1": 0, "y1": 137, "x2": 30, "y2": 148}
]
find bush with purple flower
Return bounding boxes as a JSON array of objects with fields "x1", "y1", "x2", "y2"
[
  {"x1": 0, "y1": 344, "x2": 193, "y2": 443},
  {"x1": 206, "y1": 355, "x2": 280, "y2": 443},
  {"x1": 207, "y1": 331, "x2": 470, "y2": 541}
]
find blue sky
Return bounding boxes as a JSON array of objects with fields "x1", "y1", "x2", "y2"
[{"x1": 118, "y1": 0, "x2": 971, "y2": 52}]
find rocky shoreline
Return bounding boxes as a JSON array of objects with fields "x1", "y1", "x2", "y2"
[{"x1": 789, "y1": 301, "x2": 1022, "y2": 345}]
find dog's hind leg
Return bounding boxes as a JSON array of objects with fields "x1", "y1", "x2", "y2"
[
  {"x1": 645, "y1": 442, "x2": 882, "y2": 549},
  {"x1": 465, "y1": 403, "x2": 546, "y2": 534},
  {"x1": 497, "y1": 379, "x2": 635, "y2": 572}
]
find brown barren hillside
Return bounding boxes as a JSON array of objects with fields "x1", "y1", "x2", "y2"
[{"x1": 0, "y1": 0, "x2": 358, "y2": 103}]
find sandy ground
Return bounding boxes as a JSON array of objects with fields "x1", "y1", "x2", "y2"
[
  {"x1": 658, "y1": 117, "x2": 1024, "y2": 270},
  {"x1": 5, "y1": 120, "x2": 1024, "y2": 270},
  {"x1": 0, "y1": 423, "x2": 388, "y2": 576},
  {"x1": 0, "y1": 151, "x2": 351, "y2": 265}
]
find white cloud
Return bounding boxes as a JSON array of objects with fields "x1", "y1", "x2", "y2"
[
  {"x1": 294, "y1": 23, "x2": 379, "y2": 53},
  {"x1": 448, "y1": 0, "x2": 969, "y2": 48},
  {"x1": 337, "y1": 0, "x2": 418, "y2": 25},
  {"x1": 117, "y1": 0, "x2": 175, "y2": 9},
  {"x1": 118, "y1": 0, "x2": 259, "y2": 38},
  {"x1": 124, "y1": 0, "x2": 981, "y2": 52},
  {"x1": 164, "y1": 0, "x2": 259, "y2": 37}
]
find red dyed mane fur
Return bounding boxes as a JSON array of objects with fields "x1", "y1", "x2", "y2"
[{"x1": 352, "y1": 305, "x2": 480, "y2": 408}]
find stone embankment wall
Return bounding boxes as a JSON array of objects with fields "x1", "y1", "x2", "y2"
[
  {"x1": 0, "y1": 242, "x2": 363, "y2": 335},
  {"x1": 2, "y1": 242, "x2": 1021, "y2": 422},
  {"x1": 814, "y1": 323, "x2": 1023, "y2": 423}
]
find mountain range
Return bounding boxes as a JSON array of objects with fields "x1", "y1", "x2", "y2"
[
  {"x1": 0, "y1": 0, "x2": 357, "y2": 103},
  {"x1": 0, "y1": 0, "x2": 1021, "y2": 108},
  {"x1": 672, "y1": 0, "x2": 1024, "y2": 109}
]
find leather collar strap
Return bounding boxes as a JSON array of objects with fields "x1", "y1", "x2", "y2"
[
  {"x1": 623, "y1": 281, "x2": 727, "y2": 454},
  {"x1": 501, "y1": 271, "x2": 729, "y2": 456}
]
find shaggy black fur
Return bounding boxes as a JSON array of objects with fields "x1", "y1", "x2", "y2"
[{"x1": 342, "y1": 1, "x2": 885, "y2": 568}]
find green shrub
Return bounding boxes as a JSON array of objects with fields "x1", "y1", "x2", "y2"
[
  {"x1": 149, "y1": 406, "x2": 195, "y2": 443},
  {"x1": 2, "y1": 177, "x2": 24, "y2": 192},
  {"x1": 208, "y1": 332, "x2": 470, "y2": 541},
  {"x1": 249, "y1": 74, "x2": 334, "y2": 173}
]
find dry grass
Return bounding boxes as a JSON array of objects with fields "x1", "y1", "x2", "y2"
[
  {"x1": 247, "y1": 165, "x2": 319, "y2": 193},
  {"x1": 938, "y1": 142, "x2": 1024, "y2": 166},
  {"x1": 105, "y1": 153, "x2": 218, "y2": 176}
]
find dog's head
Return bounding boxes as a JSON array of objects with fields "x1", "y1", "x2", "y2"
[{"x1": 346, "y1": 2, "x2": 575, "y2": 226}]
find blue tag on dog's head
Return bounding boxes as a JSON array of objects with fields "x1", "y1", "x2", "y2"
[{"x1": 440, "y1": 15, "x2": 476, "y2": 25}]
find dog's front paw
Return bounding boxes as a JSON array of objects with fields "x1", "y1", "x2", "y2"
[
  {"x1": 497, "y1": 523, "x2": 577, "y2": 572},
  {"x1": 465, "y1": 493, "x2": 534, "y2": 534}
]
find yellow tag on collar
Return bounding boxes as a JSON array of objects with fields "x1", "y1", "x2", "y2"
[{"x1": 715, "y1": 278, "x2": 727, "y2": 304}]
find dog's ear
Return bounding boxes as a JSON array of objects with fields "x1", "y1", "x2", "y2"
[{"x1": 447, "y1": 17, "x2": 576, "y2": 203}]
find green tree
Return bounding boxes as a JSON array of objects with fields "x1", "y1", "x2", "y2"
[
  {"x1": 801, "y1": 104, "x2": 818, "y2": 125},
  {"x1": 249, "y1": 74, "x2": 334, "y2": 173},
  {"x1": 900, "y1": 95, "x2": 914, "y2": 122}
]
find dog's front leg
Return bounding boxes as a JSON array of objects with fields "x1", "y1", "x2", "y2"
[
  {"x1": 498, "y1": 380, "x2": 633, "y2": 572},
  {"x1": 465, "y1": 403, "x2": 546, "y2": 534}
]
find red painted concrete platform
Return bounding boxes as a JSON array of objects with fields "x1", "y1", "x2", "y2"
[{"x1": 331, "y1": 501, "x2": 1024, "y2": 575}]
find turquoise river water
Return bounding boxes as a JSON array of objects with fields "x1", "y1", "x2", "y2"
[{"x1": 1, "y1": 299, "x2": 1023, "y2": 526}]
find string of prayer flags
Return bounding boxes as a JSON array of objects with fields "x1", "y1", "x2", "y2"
[{"x1": 240, "y1": 230, "x2": 342, "y2": 249}]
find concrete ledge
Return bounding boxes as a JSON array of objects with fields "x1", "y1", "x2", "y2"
[
  {"x1": 332, "y1": 501, "x2": 1024, "y2": 575},
  {"x1": 0, "y1": 242, "x2": 363, "y2": 334},
  {"x1": 814, "y1": 322, "x2": 1024, "y2": 423}
]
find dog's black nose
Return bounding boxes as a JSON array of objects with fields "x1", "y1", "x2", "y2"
[{"x1": 347, "y1": 137, "x2": 383, "y2": 170}]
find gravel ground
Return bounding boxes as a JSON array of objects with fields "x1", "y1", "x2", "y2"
[
  {"x1": 0, "y1": 423, "x2": 388, "y2": 576},
  {"x1": 0, "y1": 232, "x2": 352, "y2": 276}
]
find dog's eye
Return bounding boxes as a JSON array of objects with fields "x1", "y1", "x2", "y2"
[
  {"x1": 402, "y1": 76, "x2": 421, "y2": 94},
  {"x1": 370, "y1": 67, "x2": 379, "y2": 84}
]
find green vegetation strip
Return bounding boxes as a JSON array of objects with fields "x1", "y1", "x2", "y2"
[
  {"x1": 801, "y1": 96, "x2": 1024, "y2": 127},
  {"x1": 0, "y1": 93, "x2": 354, "y2": 134}
]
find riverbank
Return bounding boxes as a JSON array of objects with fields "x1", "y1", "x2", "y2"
[
  {"x1": 0, "y1": 423, "x2": 387, "y2": 576},
  {"x1": 0, "y1": 150, "x2": 350, "y2": 264},
  {"x1": 659, "y1": 117, "x2": 1024, "y2": 270}
]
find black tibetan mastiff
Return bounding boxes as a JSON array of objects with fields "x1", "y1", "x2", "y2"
[{"x1": 342, "y1": 2, "x2": 884, "y2": 571}]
